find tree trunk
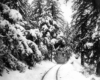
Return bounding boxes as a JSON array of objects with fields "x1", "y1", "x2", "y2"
[
  {"x1": 81, "y1": 52, "x2": 84, "y2": 66},
  {"x1": 96, "y1": 61, "x2": 100, "y2": 76}
]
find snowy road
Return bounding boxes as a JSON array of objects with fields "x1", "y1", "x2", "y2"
[
  {"x1": 41, "y1": 65, "x2": 62, "y2": 80},
  {"x1": 0, "y1": 60, "x2": 99, "y2": 80},
  {"x1": 58, "y1": 63, "x2": 87, "y2": 80},
  {"x1": 41, "y1": 62, "x2": 87, "y2": 80}
]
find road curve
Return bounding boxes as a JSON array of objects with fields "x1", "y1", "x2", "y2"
[{"x1": 41, "y1": 65, "x2": 62, "y2": 80}]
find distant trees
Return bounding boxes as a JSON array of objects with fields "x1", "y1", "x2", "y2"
[
  {"x1": 30, "y1": 0, "x2": 72, "y2": 62},
  {"x1": 31, "y1": 0, "x2": 65, "y2": 27}
]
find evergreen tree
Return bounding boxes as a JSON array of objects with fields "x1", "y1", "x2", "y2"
[{"x1": 72, "y1": 0, "x2": 100, "y2": 75}]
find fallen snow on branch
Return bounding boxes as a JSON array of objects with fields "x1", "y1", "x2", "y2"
[
  {"x1": 9, "y1": 9, "x2": 22, "y2": 22},
  {"x1": 84, "y1": 42, "x2": 94, "y2": 49}
]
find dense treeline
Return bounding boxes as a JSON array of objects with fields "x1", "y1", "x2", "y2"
[
  {"x1": 0, "y1": 2, "x2": 42, "y2": 75},
  {"x1": 1, "y1": 0, "x2": 100, "y2": 77},
  {"x1": 0, "y1": 0, "x2": 71, "y2": 75}
]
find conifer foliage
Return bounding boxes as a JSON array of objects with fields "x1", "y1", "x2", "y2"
[
  {"x1": 0, "y1": 0, "x2": 71, "y2": 76},
  {"x1": 72, "y1": 0, "x2": 100, "y2": 75},
  {"x1": 0, "y1": 2, "x2": 42, "y2": 75}
]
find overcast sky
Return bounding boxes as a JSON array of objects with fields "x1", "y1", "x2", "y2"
[
  {"x1": 59, "y1": 0, "x2": 73, "y2": 24},
  {"x1": 28, "y1": 0, "x2": 73, "y2": 24}
]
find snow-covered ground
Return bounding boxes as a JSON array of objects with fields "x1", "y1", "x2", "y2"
[
  {"x1": 58, "y1": 57, "x2": 87, "y2": 80},
  {"x1": 0, "y1": 61, "x2": 56, "y2": 80},
  {"x1": 0, "y1": 57, "x2": 100, "y2": 80}
]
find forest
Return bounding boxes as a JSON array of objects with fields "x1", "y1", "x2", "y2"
[{"x1": 0, "y1": 0, "x2": 100, "y2": 79}]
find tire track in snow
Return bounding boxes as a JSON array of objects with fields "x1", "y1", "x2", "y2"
[
  {"x1": 56, "y1": 65, "x2": 62, "y2": 80},
  {"x1": 41, "y1": 65, "x2": 62, "y2": 80},
  {"x1": 41, "y1": 65, "x2": 57, "y2": 80}
]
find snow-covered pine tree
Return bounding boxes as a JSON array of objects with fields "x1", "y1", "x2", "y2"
[{"x1": 0, "y1": 2, "x2": 43, "y2": 75}]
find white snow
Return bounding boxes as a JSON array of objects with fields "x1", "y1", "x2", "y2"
[
  {"x1": 58, "y1": 56, "x2": 87, "y2": 80},
  {"x1": 57, "y1": 31, "x2": 64, "y2": 38},
  {"x1": 9, "y1": 9, "x2": 22, "y2": 22},
  {"x1": 42, "y1": 24, "x2": 48, "y2": 31},
  {"x1": 15, "y1": 24, "x2": 25, "y2": 32},
  {"x1": 92, "y1": 32, "x2": 98, "y2": 39},
  {"x1": 0, "y1": 20, "x2": 9, "y2": 28},
  {"x1": 51, "y1": 38, "x2": 58, "y2": 45},
  {"x1": 28, "y1": 29, "x2": 37, "y2": 39},
  {"x1": 27, "y1": 40, "x2": 42, "y2": 57},
  {"x1": 39, "y1": 42, "x2": 48, "y2": 55},
  {"x1": 0, "y1": 56, "x2": 99, "y2": 80},
  {"x1": 28, "y1": 29, "x2": 42, "y2": 39},
  {"x1": 92, "y1": 31, "x2": 100, "y2": 39},
  {"x1": 84, "y1": 42, "x2": 94, "y2": 49},
  {"x1": 49, "y1": 25, "x2": 55, "y2": 32},
  {"x1": 46, "y1": 32, "x2": 51, "y2": 37},
  {"x1": 0, "y1": 61, "x2": 55, "y2": 80},
  {"x1": 43, "y1": 65, "x2": 61, "y2": 80},
  {"x1": 0, "y1": 3, "x2": 10, "y2": 14}
]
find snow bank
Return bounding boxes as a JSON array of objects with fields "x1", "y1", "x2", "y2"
[
  {"x1": 62, "y1": 54, "x2": 100, "y2": 80},
  {"x1": 0, "y1": 61, "x2": 55, "y2": 80},
  {"x1": 87, "y1": 74, "x2": 100, "y2": 80},
  {"x1": 67, "y1": 54, "x2": 83, "y2": 72},
  {"x1": 58, "y1": 56, "x2": 87, "y2": 80}
]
